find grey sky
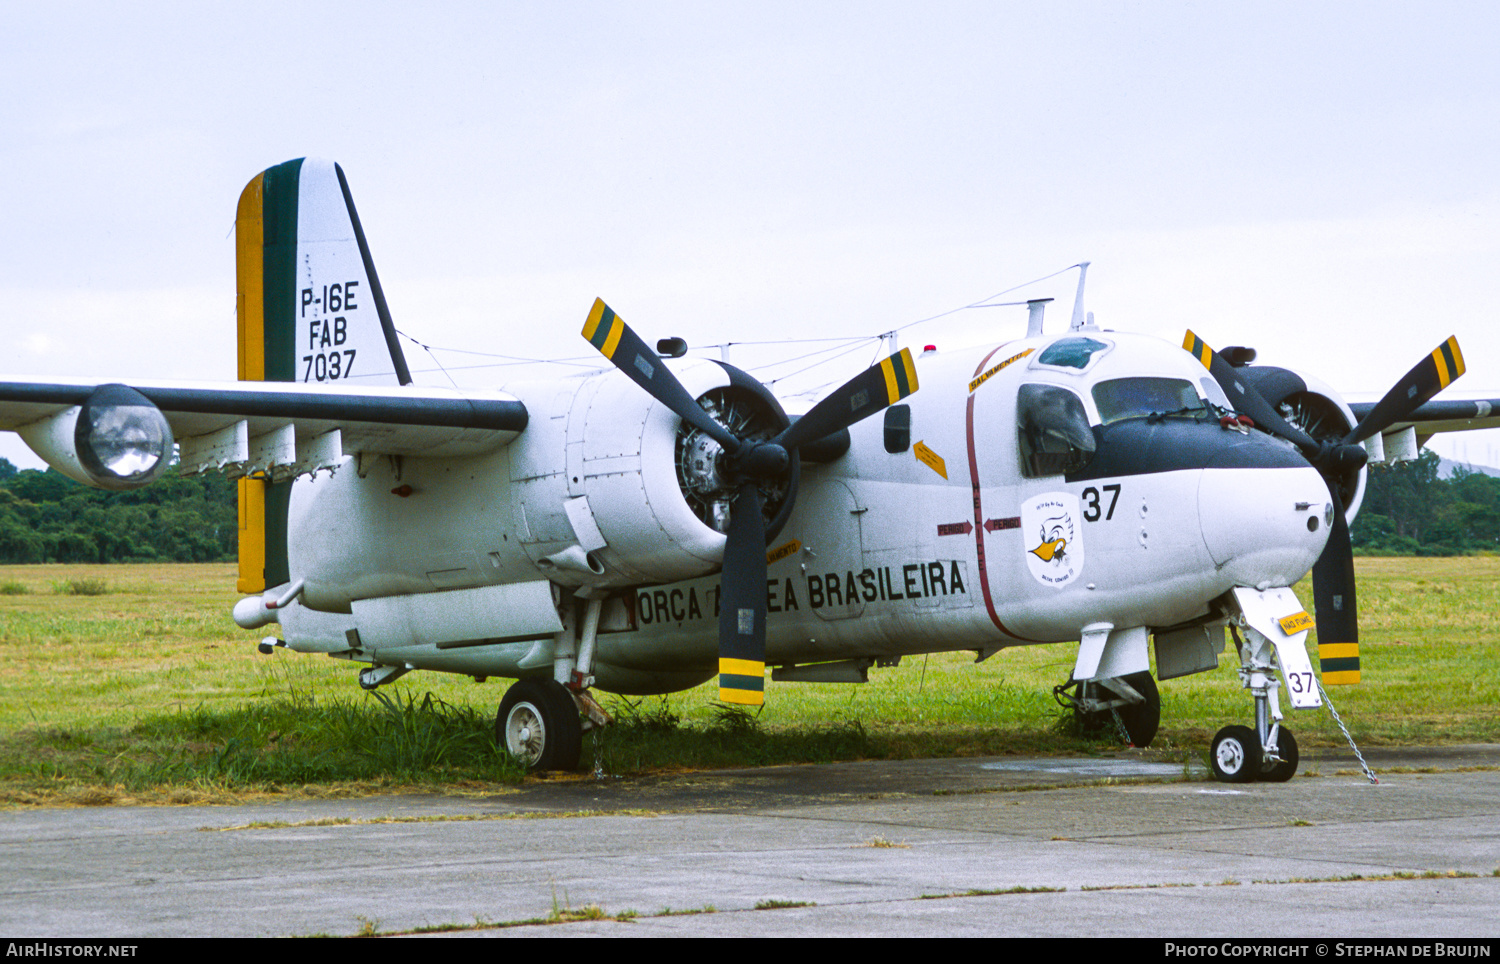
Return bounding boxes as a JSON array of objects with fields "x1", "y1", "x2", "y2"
[{"x1": 4, "y1": 1, "x2": 1499, "y2": 466}]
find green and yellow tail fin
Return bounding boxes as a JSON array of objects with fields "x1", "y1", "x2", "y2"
[{"x1": 234, "y1": 158, "x2": 412, "y2": 592}]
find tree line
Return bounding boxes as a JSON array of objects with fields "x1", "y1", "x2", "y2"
[
  {"x1": 0, "y1": 459, "x2": 236, "y2": 563},
  {"x1": 0, "y1": 447, "x2": 1495, "y2": 564},
  {"x1": 1352, "y1": 450, "x2": 1500, "y2": 555}
]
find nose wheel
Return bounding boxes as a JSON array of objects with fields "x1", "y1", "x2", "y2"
[
  {"x1": 1210, "y1": 618, "x2": 1303, "y2": 783},
  {"x1": 1211, "y1": 724, "x2": 1299, "y2": 783},
  {"x1": 1258, "y1": 727, "x2": 1299, "y2": 782},
  {"x1": 1210, "y1": 725, "x2": 1261, "y2": 782},
  {"x1": 497, "y1": 678, "x2": 583, "y2": 772},
  {"x1": 1205, "y1": 593, "x2": 1317, "y2": 784}
]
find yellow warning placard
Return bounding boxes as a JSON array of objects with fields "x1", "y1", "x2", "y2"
[
  {"x1": 1278, "y1": 611, "x2": 1314, "y2": 635},
  {"x1": 767, "y1": 539, "x2": 801, "y2": 565},
  {"x1": 914, "y1": 441, "x2": 947, "y2": 479}
]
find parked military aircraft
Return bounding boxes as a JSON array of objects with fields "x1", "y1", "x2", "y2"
[{"x1": 2, "y1": 159, "x2": 1496, "y2": 781}]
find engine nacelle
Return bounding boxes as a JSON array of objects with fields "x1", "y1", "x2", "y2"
[
  {"x1": 512, "y1": 358, "x2": 793, "y2": 588},
  {"x1": 18, "y1": 384, "x2": 175, "y2": 491},
  {"x1": 1239, "y1": 365, "x2": 1366, "y2": 521}
]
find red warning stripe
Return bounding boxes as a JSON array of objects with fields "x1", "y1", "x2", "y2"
[{"x1": 964, "y1": 343, "x2": 1033, "y2": 642}]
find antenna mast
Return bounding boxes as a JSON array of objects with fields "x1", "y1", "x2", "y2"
[{"x1": 1069, "y1": 261, "x2": 1093, "y2": 331}]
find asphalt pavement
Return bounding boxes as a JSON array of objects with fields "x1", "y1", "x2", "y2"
[{"x1": 2, "y1": 745, "x2": 1497, "y2": 938}]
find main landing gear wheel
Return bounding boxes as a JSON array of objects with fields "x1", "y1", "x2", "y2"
[
  {"x1": 1260, "y1": 728, "x2": 1299, "y2": 783},
  {"x1": 1077, "y1": 671, "x2": 1161, "y2": 748},
  {"x1": 1210, "y1": 724, "x2": 1262, "y2": 783},
  {"x1": 497, "y1": 678, "x2": 582, "y2": 772}
]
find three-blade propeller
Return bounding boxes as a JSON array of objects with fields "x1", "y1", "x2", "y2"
[
  {"x1": 584, "y1": 299, "x2": 919, "y2": 705},
  {"x1": 1185, "y1": 330, "x2": 1465, "y2": 683}
]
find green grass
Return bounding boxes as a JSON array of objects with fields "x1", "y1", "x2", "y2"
[
  {"x1": 1, "y1": 559, "x2": 1497, "y2": 804},
  {"x1": 2, "y1": 683, "x2": 528, "y2": 805},
  {"x1": 52, "y1": 577, "x2": 110, "y2": 596}
]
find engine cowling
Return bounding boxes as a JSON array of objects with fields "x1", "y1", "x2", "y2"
[
  {"x1": 514, "y1": 358, "x2": 796, "y2": 587},
  {"x1": 18, "y1": 384, "x2": 175, "y2": 491},
  {"x1": 1239, "y1": 365, "x2": 1366, "y2": 520}
]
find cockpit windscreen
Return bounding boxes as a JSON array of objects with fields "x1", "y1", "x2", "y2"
[{"x1": 1092, "y1": 377, "x2": 1206, "y2": 425}]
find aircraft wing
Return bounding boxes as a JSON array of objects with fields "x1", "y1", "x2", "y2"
[
  {"x1": 0, "y1": 376, "x2": 528, "y2": 479},
  {"x1": 1348, "y1": 392, "x2": 1500, "y2": 439}
]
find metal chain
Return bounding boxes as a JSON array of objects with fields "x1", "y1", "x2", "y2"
[
  {"x1": 1109, "y1": 706, "x2": 1135, "y2": 747},
  {"x1": 592, "y1": 729, "x2": 607, "y2": 781},
  {"x1": 1316, "y1": 676, "x2": 1378, "y2": 784}
]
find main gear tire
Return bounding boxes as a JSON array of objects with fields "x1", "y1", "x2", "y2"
[
  {"x1": 497, "y1": 678, "x2": 583, "y2": 772},
  {"x1": 1114, "y1": 671, "x2": 1160, "y2": 748},
  {"x1": 1077, "y1": 671, "x2": 1160, "y2": 748}
]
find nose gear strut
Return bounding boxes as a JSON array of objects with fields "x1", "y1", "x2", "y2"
[{"x1": 1211, "y1": 587, "x2": 1325, "y2": 783}]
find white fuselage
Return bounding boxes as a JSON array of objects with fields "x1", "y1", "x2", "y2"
[{"x1": 275, "y1": 328, "x2": 1334, "y2": 694}]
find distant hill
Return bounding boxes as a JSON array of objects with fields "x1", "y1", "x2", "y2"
[{"x1": 1438, "y1": 458, "x2": 1500, "y2": 479}]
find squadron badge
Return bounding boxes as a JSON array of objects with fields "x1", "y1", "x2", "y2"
[{"x1": 1022, "y1": 492, "x2": 1084, "y2": 587}]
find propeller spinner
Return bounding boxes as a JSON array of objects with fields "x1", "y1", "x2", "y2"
[
  {"x1": 584, "y1": 299, "x2": 918, "y2": 705},
  {"x1": 1185, "y1": 330, "x2": 1465, "y2": 684}
]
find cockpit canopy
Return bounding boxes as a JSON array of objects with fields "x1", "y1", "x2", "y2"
[{"x1": 1017, "y1": 376, "x2": 1214, "y2": 478}]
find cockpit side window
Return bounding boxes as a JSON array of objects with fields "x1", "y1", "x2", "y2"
[
  {"x1": 1017, "y1": 384, "x2": 1096, "y2": 477},
  {"x1": 1092, "y1": 377, "x2": 1206, "y2": 425},
  {"x1": 884, "y1": 403, "x2": 911, "y2": 453}
]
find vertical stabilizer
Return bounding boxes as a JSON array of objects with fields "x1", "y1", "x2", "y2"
[
  {"x1": 239, "y1": 157, "x2": 412, "y2": 387},
  {"x1": 234, "y1": 158, "x2": 412, "y2": 592}
]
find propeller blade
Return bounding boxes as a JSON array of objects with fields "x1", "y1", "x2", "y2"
[
  {"x1": 583, "y1": 299, "x2": 740, "y2": 451},
  {"x1": 1183, "y1": 331, "x2": 1320, "y2": 455},
  {"x1": 774, "y1": 348, "x2": 919, "y2": 452},
  {"x1": 1343, "y1": 336, "x2": 1465, "y2": 445},
  {"x1": 1310, "y1": 337, "x2": 1462, "y2": 688},
  {"x1": 584, "y1": 307, "x2": 921, "y2": 708},
  {"x1": 1311, "y1": 492, "x2": 1361, "y2": 685},
  {"x1": 1186, "y1": 331, "x2": 1365, "y2": 686},
  {"x1": 717, "y1": 482, "x2": 767, "y2": 706},
  {"x1": 1181, "y1": 334, "x2": 1464, "y2": 693}
]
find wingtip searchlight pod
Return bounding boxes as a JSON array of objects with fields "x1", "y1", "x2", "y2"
[{"x1": 18, "y1": 384, "x2": 175, "y2": 491}]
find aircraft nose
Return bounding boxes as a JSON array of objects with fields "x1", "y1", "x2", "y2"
[
  {"x1": 1079, "y1": 419, "x2": 1334, "y2": 591},
  {"x1": 1197, "y1": 462, "x2": 1331, "y2": 589}
]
